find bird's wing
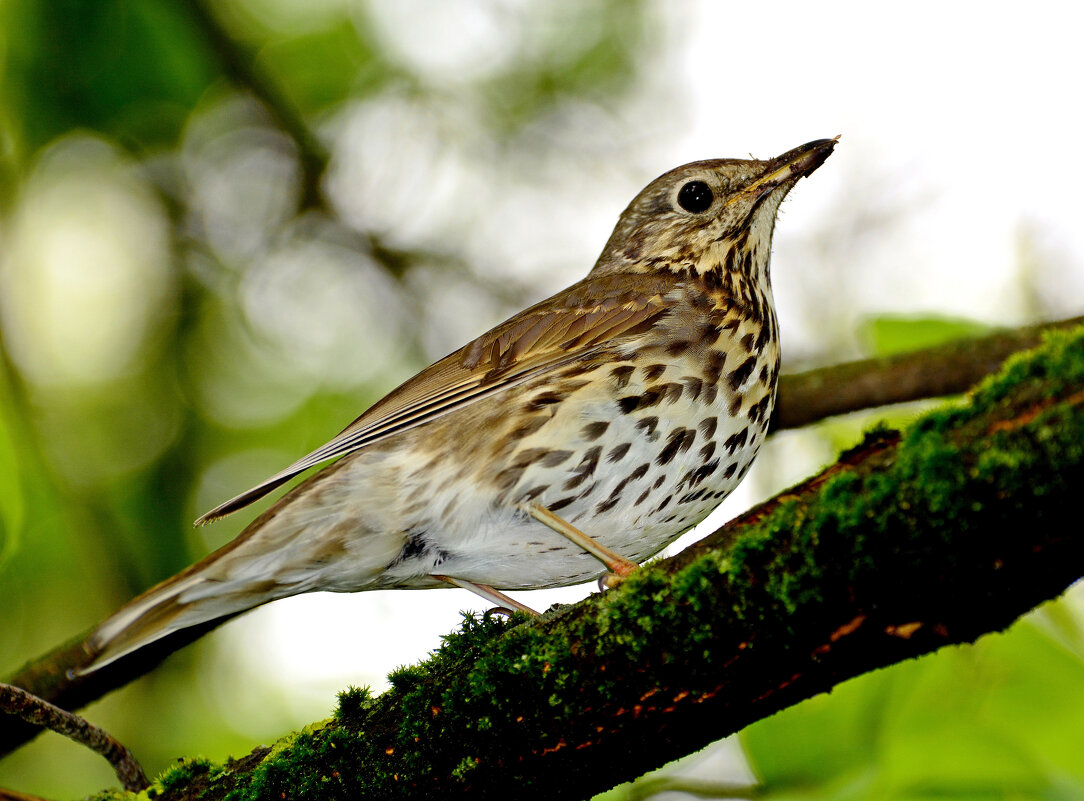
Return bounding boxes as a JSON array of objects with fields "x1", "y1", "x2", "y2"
[{"x1": 195, "y1": 276, "x2": 670, "y2": 525}]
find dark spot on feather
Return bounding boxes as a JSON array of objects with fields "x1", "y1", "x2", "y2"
[
  {"x1": 638, "y1": 385, "x2": 665, "y2": 409},
  {"x1": 607, "y1": 442, "x2": 632, "y2": 463},
  {"x1": 513, "y1": 448, "x2": 551, "y2": 468},
  {"x1": 643, "y1": 363, "x2": 666, "y2": 382},
  {"x1": 755, "y1": 323, "x2": 770, "y2": 351},
  {"x1": 699, "y1": 442, "x2": 716, "y2": 461},
  {"x1": 680, "y1": 488, "x2": 708, "y2": 504},
  {"x1": 704, "y1": 350, "x2": 726, "y2": 384},
  {"x1": 728, "y1": 355, "x2": 757, "y2": 391},
  {"x1": 562, "y1": 471, "x2": 589, "y2": 491},
  {"x1": 549, "y1": 496, "x2": 575, "y2": 511},
  {"x1": 527, "y1": 391, "x2": 563, "y2": 411},
  {"x1": 576, "y1": 480, "x2": 599, "y2": 500},
  {"x1": 399, "y1": 529, "x2": 428, "y2": 562},
  {"x1": 595, "y1": 496, "x2": 621, "y2": 514},
  {"x1": 682, "y1": 376, "x2": 703, "y2": 401},
  {"x1": 541, "y1": 450, "x2": 574, "y2": 467},
  {"x1": 495, "y1": 466, "x2": 525, "y2": 491},
  {"x1": 686, "y1": 459, "x2": 720, "y2": 488},
  {"x1": 723, "y1": 462, "x2": 738, "y2": 479},
  {"x1": 507, "y1": 417, "x2": 546, "y2": 441},
  {"x1": 617, "y1": 395, "x2": 640, "y2": 414},
  {"x1": 610, "y1": 365, "x2": 635, "y2": 389},
  {"x1": 729, "y1": 394, "x2": 742, "y2": 417},
  {"x1": 562, "y1": 446, "x2": 602, "y2": 490},
  {"x1": 739, "y1": 332, "x2": 754, "y2": 352},
  {"x1": 657, "y1": 427, "x2": 695, "y2": 466},
  {"x1": 580, "y1": 446, "x2": 603, "y2": 472},
  {"x1": 698, "y1": 417, "x2": 718, "y2": 439},
  {"x1": 636, "y1": 416, "x2": 660, "y2": 437},
  {"x1": 653, "y1": 475, "x2": 666, "y2": 489},
  {"x1": 581, "y1": 421, "x2": 610, "y2": 441},
  {"x1": 521, "y1": 485, "x2": 548, "y2": 501},
  {"x1": 666, "y1": 340, "x2": 691, "y2": 357},
  {"x1": 392, "y1": 528, "x2": 450, "y2": 570},
  {"x1": 634, "y1": 488, "x2": 651, "y2": 506},
  {"x1": 747, "y1": 401, "x2": 762, "y2": 423},
  {"x1": 652, "y1": 494, "x2": 673, "y2": 513},
  {"x1": 748, "y1": 395, "x2": 771, "y2": 423},
  {"x1": 724, "y1": 428, "x2": 749, "y2": 454},
  {"x1": 703, "y1": 385, "x2": 718, "y2": 405},
  {"x1": 605, "y1": 473, "x2": 635, "y2": 506}
]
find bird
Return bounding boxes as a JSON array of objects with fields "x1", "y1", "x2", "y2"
[{"x1": 79, "y1": 137, "x2": 837, "y2": 673}]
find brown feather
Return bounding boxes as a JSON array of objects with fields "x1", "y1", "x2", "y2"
[{"x1": 195, "y1": 273, "x2": 671, "y2": 525}]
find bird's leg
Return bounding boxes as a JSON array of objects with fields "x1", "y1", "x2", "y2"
[
  {"x1": 525, "y1": 503, "x2": 639, "y2": 588},
  {"x1": 433, "y1": 575, "x2": 540, "y2": 616}
]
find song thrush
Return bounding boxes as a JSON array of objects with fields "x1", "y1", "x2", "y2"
[{"x1": 81, "y1": 137, "x2": 836, "y2": 672}]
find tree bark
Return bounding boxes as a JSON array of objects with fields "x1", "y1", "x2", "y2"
[
  {"x1": 93, "y1": 325, "x2": 1084, "y2": 799},
  {"x1": 2, "y1": 316, "x2": 1081, "y2": 764}
]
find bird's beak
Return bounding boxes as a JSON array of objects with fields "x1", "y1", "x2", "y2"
[{"x1": 728, "y1": 137, "x2": 839, "y2": 206}]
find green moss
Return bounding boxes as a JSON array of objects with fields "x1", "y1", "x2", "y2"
[
  {"x1": 334, "y1": 686, "x2": 374, "y2": 729},
  {"x1": 154, "y1": 326, "x2": 1084, "y2": 801}
]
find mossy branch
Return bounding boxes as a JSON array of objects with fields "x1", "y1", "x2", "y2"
[
  {"x1": 1, "y1": 314, "x2": 1080, "y2": 763},
  {"x1": 98, "y1": 326, "x2": 1084, "y2": 799}
]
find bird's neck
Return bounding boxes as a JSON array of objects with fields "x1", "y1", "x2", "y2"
[{"x1": 676, "y1": 232, "x2": 775, "y2": 325}]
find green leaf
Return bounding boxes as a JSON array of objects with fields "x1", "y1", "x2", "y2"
[{"x1": 862, "y1": 315, "x2": 992, "y2": 357}]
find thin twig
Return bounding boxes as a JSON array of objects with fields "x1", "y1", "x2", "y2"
[{"x1": 0, "y1": 683, "x2": 148, "y2": 791}]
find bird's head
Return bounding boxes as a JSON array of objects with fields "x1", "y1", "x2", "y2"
[{"x1": 591, "y1": 138, "x2": 837, "y2": 285}]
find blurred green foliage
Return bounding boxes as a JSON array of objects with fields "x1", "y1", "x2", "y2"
[
  {"x1": 862, "y1": 315, "x2": 993, "y2": 357},
  {"x1": 0, "y1": 0, "x2": 658, "y2": 796},
  {"x1": 2, "y1": 0, "x2": 216, "y2": 155},
  {"x1": 742, "y1": 614, "x2": 1084, "y2": 799},
  {"x1": 0, "y1": 2, "x2": 1081, "y2": 800}
]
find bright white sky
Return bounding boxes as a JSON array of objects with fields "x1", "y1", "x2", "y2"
[{"x1": 219, "y1": 0, "x2": 1084, "y2": 725}]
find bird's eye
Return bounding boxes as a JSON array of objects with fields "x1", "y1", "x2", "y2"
[{"x1": 677, "y1": 180, "x2": 714, "y2": 213}]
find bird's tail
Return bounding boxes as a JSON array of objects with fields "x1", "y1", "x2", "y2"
[{"x1": 78, "y1": 543, "x2": 286, "y2": 675}]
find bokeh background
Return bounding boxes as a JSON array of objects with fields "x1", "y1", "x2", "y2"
[{"x1": 1, "y1": 1, "x2": 1083, "y2": 798}]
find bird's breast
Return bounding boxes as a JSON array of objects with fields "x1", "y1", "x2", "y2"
[{"x1": 399, "y1": 299, "x2": 782, "y2": 588}]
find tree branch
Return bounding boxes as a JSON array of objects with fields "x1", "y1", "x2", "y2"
[
  {"x1": 0, "y1": 684, "x2": 147, "y2": 792},
  {"x1": 95, "y1": 326, "x2": 1084, "y2": 798},
  {"x1": 2, "y1": 314, "x2": 1080, "y2": 761},
  {"x1": 771, "y1": 313, "x2": 1084, "y2": 430}
]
